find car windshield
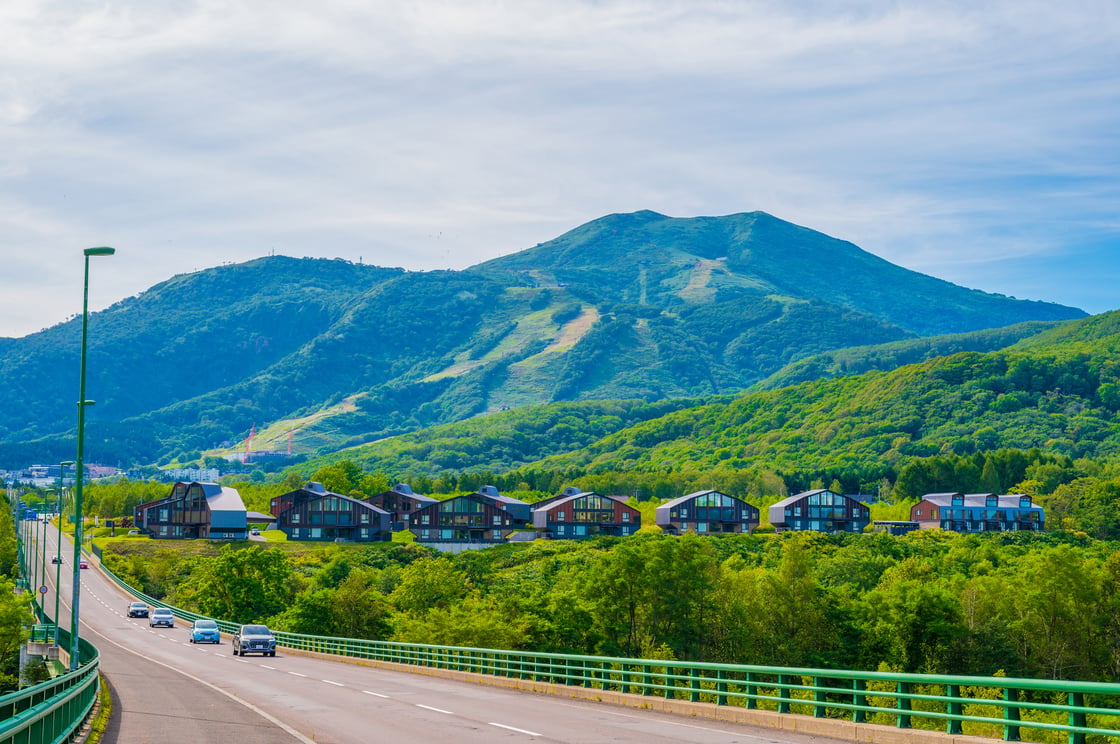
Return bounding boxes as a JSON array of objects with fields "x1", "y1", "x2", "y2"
[
  {"x1": 194, "y1": 620, "x2": 218, "y2": 629},
  {"x1": 130, "y1": 603, "x2": 146, "y2": 608},
  {"x1": 242, "y1": 625, "x2": 271, "y2": 635},
  {"x1": 153, "y1": 609, "x2": 172, "y2": 616}
]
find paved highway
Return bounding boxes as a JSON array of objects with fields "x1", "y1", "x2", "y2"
[{"x1": 31, "y1": 526, "x2": 846, "y2": 744}]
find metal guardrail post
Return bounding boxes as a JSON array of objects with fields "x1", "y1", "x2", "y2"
[
  {"x1": 897, "y1": 681, "x2": 912, "y2": 729},
  {"x1": 947, "y1": 683, "x2": 963, "y2": 735},
  {"x1": 852, "y1": 678, "x2": 866, "y2": 723},
  {"x1": 746, "y1": 671, "x2": 758, "y2": 710},
  {"x1": 716, "y1": 669, "x2": 727, "y2": 706},
  {"x1": 1003, "y1": 687, "x2": 1021, "y2": 742},
  {"x1": 778, "y1": 674, "x2": 791, "y2": 714},
  {"x1": 1067, "y1": 691, "x2": 1085, "y2": 744},
  {"x1": 813, "y1": 676, "x2": 826, "y2": 718}
]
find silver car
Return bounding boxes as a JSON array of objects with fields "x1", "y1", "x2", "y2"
[{"x1": 149, "y1": 608, "x2": 175, "y2": 628}]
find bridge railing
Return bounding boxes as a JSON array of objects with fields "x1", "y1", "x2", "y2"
[
  {"x1": 99, "y1": 557, "x2": 1120, "y2": 743},
  {"x1": 0, "y1": 626, "x2": 100, "y2": 744}
]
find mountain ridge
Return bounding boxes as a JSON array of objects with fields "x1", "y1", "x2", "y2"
[{"x1": 0, "y1": 210, "x2": 1086, "y2": 467}]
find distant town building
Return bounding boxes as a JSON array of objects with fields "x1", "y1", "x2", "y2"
[
  {"x1": 656, "y1": 490, "x2": 760, "y2": 535},
  {"x1": 910, "y1": 492, "x2": 1044, "y2": 532},
  {"x1": 768, "y1": 489, "x2": 870, "y2": 533},
  {"x1": 163, "y1": 467, "x2": 220, "y2": 483},
  {"x1": 134, "y1": 481, "x2": 248, "y2": 539}
]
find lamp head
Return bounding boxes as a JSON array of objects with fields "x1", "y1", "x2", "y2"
[
  {"x1": 61, "y1": 460, "x2": 75, "y2": 467},
  {"x1": 84, "y1": 247, "x2": 115, "y2": 257}
]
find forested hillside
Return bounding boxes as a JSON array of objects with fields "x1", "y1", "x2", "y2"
[
  {"x1": 0, "y1": 211, "x2": 1083, "y2": 467},
  {"x1": 529, "y1": 310, "x2": 1120, "y2": 479}
]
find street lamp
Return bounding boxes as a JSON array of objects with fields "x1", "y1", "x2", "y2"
[
  {"x1": 70, "y1": 246, "x2": 114, "y2": 670},
  {"x1": 54, "y1": 460, "x2": 74, "y2": 643}
]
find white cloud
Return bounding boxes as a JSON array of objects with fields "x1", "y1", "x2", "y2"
[{"x1": 1, "y1": 0, "x2": 1118, "y2": 335}]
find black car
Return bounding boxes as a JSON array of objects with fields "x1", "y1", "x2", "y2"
[
  {"x1": 231, "y1": 624, "x2": 276, "y2": 657},
  {"x1": 127, "y1": 602, "x2": 150, "y2": 618}
]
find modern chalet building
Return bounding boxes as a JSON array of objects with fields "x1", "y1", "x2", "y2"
[
  {"x1": 133, "y1": 481, "x2": 248, "y2": 540},
  {"x1": 409, "y1": 492, "x2": 520, "y2": 546},
  {"x1": 768, "y1": 489, "x2": 871, "y2": 533},
  {"x1": 532, "y1": 487, "x2": 640, "y2": 538},
  {"x1": 655, "y1": 490, "x2": 760, "y2": 535},
  {"x1": 269, "y1": 482, "x2": 391, "y2": 542},
  {"x1": 366, "y1": 483, "x2": 438, "y2": 530},
  {"x1": 910, "y1": 492, "x2": 1045, "y2": 532}
]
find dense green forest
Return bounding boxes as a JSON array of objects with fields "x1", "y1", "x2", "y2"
[{"x1": 101, "y1": 530, "x2": 1120, "y2": 684}]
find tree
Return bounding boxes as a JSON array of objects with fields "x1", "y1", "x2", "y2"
[
  {"x1": 175, "y1": 545, "x2": 295, "y2": 624},
  {"x1": 331, "y1": 571, "x2": 391, "y2": 639},
  {"x1": 0, "y1": 578, "x2": 32, "y2": 691},
  {"x1": 389, "y1": 557, "x2": 471, "y2": 615}
]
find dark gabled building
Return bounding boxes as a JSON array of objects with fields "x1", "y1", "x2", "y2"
[
  {"x1": 656, "y1": 490, "x2": 760, "y2": 535},
  {"x1": 366, "y1": 483, "x2": 438, "y2": 530},
  {"x1": 410, "y1": 493, "x2": 518, "y2": 545},
  {"x1": 768, "y1": 489, "x2": 870, "y2": 533},
  {"x1": 269, "y1": 482, "x2": 391, "y2": 542},
  {"x1": 910, "y1": 492, "x2": 1044, "y2": 532},
  {"x1": 532, "y1": 487, "x2": 640, "y2": 539},
  {"x1": 134, "y1": 481, "x2": 248, "y2": 540}
]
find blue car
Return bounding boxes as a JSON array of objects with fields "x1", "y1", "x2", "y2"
[{"x1": 188, "y1": 618, "x2": 221, "y2": 644}]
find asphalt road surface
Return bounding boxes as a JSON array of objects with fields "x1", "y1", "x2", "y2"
[{"x1": 32, "y1": 526, "x2": 849, "y2": 744}]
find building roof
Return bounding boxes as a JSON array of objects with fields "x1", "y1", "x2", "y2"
[
  {"x1": 381, "y1": 484, "x2": 437, "y2": 503},
  {"x1": 476, "y1": 484, "x2": 528, "y2": 508},
  {"x1": 657, "y1": 489, "x2": 729, "y2": 511},
  {"x1": 918, "y1": 493, "x2": 1039, "y2": 510},
  {"x1": 769, "y1": 488, "x2": 835, "y2": 510},
  {"x1": 201, "y1": 484, "x2": 246, "y2": 513},
  {"x1": 290, "y1": 484, "x2": 390, "y2": 515}
]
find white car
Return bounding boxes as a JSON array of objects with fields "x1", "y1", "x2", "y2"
[{"x1": 149, "y1": 608, "x2": 175, "y2": 628}]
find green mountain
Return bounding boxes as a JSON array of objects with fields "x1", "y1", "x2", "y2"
[{"x1": 0, "y1": 211, "x2": 1085, "y2": 467}]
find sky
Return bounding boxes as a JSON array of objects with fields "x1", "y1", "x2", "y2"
[{"x1": 1, "y1": 1, "x2": 1118, "y2": 338}]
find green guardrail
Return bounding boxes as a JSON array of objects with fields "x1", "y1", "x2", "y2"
[
  {"x1": 0, "y1": 626, "x2": 99, "y2": 744},
  {"x1": 98, "y1": 558, "x2": 1120, "y2": 743}
]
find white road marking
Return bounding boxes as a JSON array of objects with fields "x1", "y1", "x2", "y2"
[
  {"x1": 260, "y1": 665, "x2": 275, "y2": 670},
  {"x1": 362, "y1": 691, "x2": 389, "y2": 698},
  {"x1": 321, "y1": 679, "x2": 344, "y2": 687},
  {"x1": 289, "y1": 671, "x2": 308, "y2": 678},
  {"x1": 416, "y1": 704, "x2": 452, "y2": 715},
  {"x1": 489, "y1": 722, "x2": 542, "y2": 737}
]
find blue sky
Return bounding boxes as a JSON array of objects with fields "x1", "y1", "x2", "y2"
[{"x1": 1, "y1": 1, "x2": 1117, "y2": 337}]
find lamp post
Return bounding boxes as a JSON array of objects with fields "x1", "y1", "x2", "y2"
[
  {"x1": 54, "y1": 461, "x2": 74, "y2": 643},
  {"x1": 70, "y1": 246, "x2": 114, "y2": 670},
  {"x1": 37, "y1": 510, "x2": 45, "y2": 604}
]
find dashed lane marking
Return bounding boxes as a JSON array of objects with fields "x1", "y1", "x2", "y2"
[
  {"x1": 416, "y1": 704, "x2": 452, "y2": 715},
  {"x1": 489, "y1": 723, "x2": 542, "y2": 737}
]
